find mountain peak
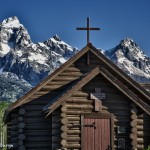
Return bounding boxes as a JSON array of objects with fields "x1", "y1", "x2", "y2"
[
  {"x1": 2, "y1": 16, "x2": 21, "y2": 28},
  {"x1": 120, "y1": 37, "x2": 138, "y2": 49},
  {"x1": 53, "y1": 34, "x2": 61, "y2": 41}
]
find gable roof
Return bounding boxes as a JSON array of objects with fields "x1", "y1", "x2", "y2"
[
  {"x1": 43, "y1": 66, "x2": 100, "y2": 115},
  {"x1": 44, "y1": 65, "x2": 150, "y2": 116},
  {"x1": 4, "y1": 43, "x2": 150, "y2": 121}
]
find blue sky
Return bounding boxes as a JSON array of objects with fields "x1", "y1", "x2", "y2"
[{"x1": 0, "y1": 0, "x2": 150, "y2": 55}]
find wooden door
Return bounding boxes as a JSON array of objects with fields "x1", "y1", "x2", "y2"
[{"x1": 82, "y1": 116, "x2": 112, "y2": 150}]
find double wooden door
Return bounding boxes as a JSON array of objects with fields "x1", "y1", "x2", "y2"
[{"x1": 82, "y1": 115, "x2": 112, "y2": 150}]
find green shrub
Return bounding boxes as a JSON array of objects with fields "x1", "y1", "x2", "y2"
[{"x1": 145, "y1": 146, "x2": 150, "y2": 150}]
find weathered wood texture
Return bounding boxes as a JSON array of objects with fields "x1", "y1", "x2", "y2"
[
  {"x1": 7, "y1": 51, "x2": 150, "y2": 150},
  {"x1": 62, "y1": 74, "x2": 132, "y2": 149}
]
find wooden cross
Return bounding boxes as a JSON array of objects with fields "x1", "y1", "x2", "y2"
[
  {"x1": 90, "y1": 88, "x2": 106, "y2": 112},
  {"x1": 76, "y1": 17, "x2": 100, "y2": 44}
]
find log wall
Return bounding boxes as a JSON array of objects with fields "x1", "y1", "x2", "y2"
[
  {"x1": 7, "y1": 51, "x2": 150, "y2": 150},
  {"x1": 62, "y1": 74, "x2": 132, "y2": 149}
]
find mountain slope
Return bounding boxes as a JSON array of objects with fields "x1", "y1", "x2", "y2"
[
  {"x1": 0, "y1": 17, "x2": 78, "y2": 86},
  {"x1": 105, "y1": 38, "x2": 150, "y2": 83},
  {"x1": 0, "y1": 16, "x2": 78, "y2": 101}
]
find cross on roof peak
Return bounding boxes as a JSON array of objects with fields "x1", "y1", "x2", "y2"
[{"x1": 76, "y1": 17, "x2": 100, "y2": 44}]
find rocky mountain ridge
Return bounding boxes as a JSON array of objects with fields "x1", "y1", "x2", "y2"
[
  {"x1": 105, "y1": 38, "x2": 150, "y2": 83},
  {"x1": 0, "y1": 16, "x2": 150, "y2": 102}
]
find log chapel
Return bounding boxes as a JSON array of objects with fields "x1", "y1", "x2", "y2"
[
  {"x1": 4, "y1": 43, "x2": 150, "y2": 150},
  {"x1": 4, "y1": 17, "x2": 150, "y2": 150}
]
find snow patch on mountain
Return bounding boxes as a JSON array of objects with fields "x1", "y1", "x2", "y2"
[{"x1": 0, "y1": 16, "x2": 79, "y2": 101}]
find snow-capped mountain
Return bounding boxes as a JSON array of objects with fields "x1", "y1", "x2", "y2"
[
  {"x1": 0, "y1": 16, "x2": 78, "y2": 85},
  {"x1": 105, "y1": 38, "x2": 150, "y2": 83},
  {"x1": 0, "y1": 16, "x2": 150, "y2": 102},
  {"x1": 0, "y1": 16, "x2": 78, "y2": 101}
]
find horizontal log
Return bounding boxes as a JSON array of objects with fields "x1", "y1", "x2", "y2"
[
  {"x1": 67, "y1": 136, "x2": 80, "y2": 142},
  {"x1": 66, "y1": 110, "x2": 91, "y2": 115},
  {"x1": 24, "y1": 118, "x2": 51, "y2": 123},
  {"x1": 20, "y1": 111, "x2": 44, "y2": 117},
  {"x1": 130, "y1": 120, "x2": 137, "y2": 127},
  {"x1": 47, "y1": 80, "x2": 71, "y2": 85},
  {"x1": 61, "y1": 125, "x2": 68, "y2": 132},
  {"x1": 137, "y1": 138, "x2": 143, "y2": 144},
  {"x1": 114, "y1": 118, "x2": 118, "y2": 123},
  {"x1": 131, "y1": 127, "x2": 137, "y2": 133},
  {"x1": 72, "y1": 91, "x2": 89, "y2": 97},
  {"x1": 26, "y1": 136, "x2": 51, "y2": 142},
  {"x1": 18, "y1": 140, "x2": 23, "y2": 146},
  {"x1": 41, "y1": 85, "x2": 64, "y2": 90},
  {"x1": 26, "y1": 131, "x2": 53, "y2": 136},
  {"x1": 19, "y1": 108, "x2": 25, "y2": 115},
  {"x1": 66, "y1": 104, "x2": 93, "y2": 110},
  {"x1": 137, "y1": 144, "x2": 144, "y2": 150},
  {"x1": 25, "y1": 142, "x2": 52, "y2": 148},
  {"x1": 131, "y1": 140, "x2": 137, "y2": 147},
  {"x1": 131, "y1": 114, "x2": 137, "y2": 120},
  {"x1": 130, "y1": 133, "x2": 137, "y2": 140},
  {"x1": 25, "y1": 124, "x2": 51, "y2": 130},
  {"x1": 18, "y1": 145, "x2": 25, "y2": 150},
  {"x1": 136, "y1": 131, "x2": 150, "y2": 137},
  {"x1": 137, "y1": 119, "x2": 143, "y2": 125},
  {"x1": 61, "y1": 118, "x2": 68, "y2": 125},
  {"x1": 67, "y1": 114, "x2": 80, "y2": 117},
  {"x1": 61, "y1": 139, "x2": 67, "y2": 147},
  {"x1": 138, "y1": 114, "x2": 144, "y2": 119},
  {"x1": 60, "y1": 72, "x2": 83, "y2": 76},
  {"x1": 67, "y1": 100, "x2": 93, "y2": 105},
  {"x1": 61, "y1": 132, "x2": 67, "y2": 139},
  {"x1": 137, "y1": 125, "x2": 143, "y2": 131},
  {"x1": 68, "y1": 120, "x2": 80, "y2": 125},
  {"x1": 67, "y1": 130, "x2": 80, "y2": 135},
  {"x1": 18, "y1": 122, "x2": 25, "y2": 129},
  {"x1": 68, "y1": 116, "x2": 80, "y2": 121},
  {"x1": 18, "y1": 117, "x2": 24, "y2": 122},
  {"x1": 66, "y1": 143, "x2": 81, "y2": 149},
  {"x1": 61, "y1": 106, "x2": 67, "y2": 113},
  {"x1": 61, "y1": 113, "x2": 66, "y2": 118},
  {"x1": 53, "y1": 76, "x2": 79, "y2": 81},
  {"x1": 18, "y1": 134, "x2": 26, "y2": 140},
  {"x1": 64, "y1": 67, "x2": 82, "y2": 72}
]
